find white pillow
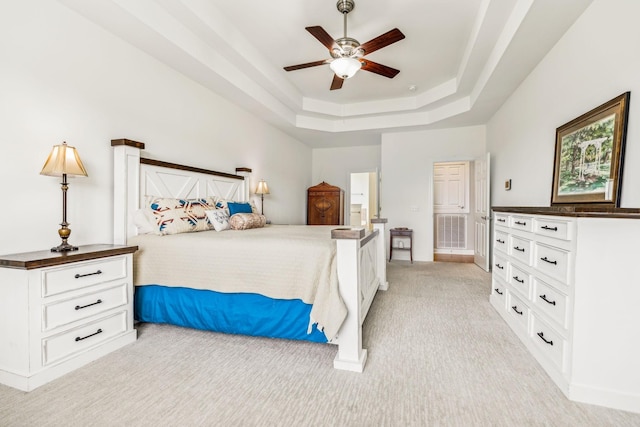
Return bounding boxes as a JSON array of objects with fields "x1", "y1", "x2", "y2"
[
  {"x1": 205, "y1": 209, "x2": 231, "y2": 232},
  {"x1": 132, "y1": 208, "x2": 158, "y2": 235}
]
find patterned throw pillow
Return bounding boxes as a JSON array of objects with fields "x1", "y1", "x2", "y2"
[
  {"x1": 229, "y1": 213, "x2": 267, "y2": 230},
  {"x1": 205, "y1": 209, "x2": 231, "y2": 232},
  {"x1": 148, "y1": 197, "x2": 217, "y2": 235}
]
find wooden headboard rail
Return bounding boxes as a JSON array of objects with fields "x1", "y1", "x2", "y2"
[{"x1": 112, "y1": 139, "x2": 251, "y2": 244}]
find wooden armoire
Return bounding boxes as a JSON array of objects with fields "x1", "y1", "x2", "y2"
[{"x1": 307, "y1": 182, "x2": 344, "y2": 225}]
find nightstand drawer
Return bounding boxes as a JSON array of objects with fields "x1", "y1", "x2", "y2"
[
  {"x1": 42, "y1": 311, "x2": 128, "y2": 366},
  {"x1": 42, "y1": 284, "x2": 128, "y2": 331},
  {"x1": 42, "y1": 257, "x2": 128, "y2": 297}
]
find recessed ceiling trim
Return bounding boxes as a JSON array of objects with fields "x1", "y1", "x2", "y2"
[
  {"x1": 296, "y1": 96, "x2": 472, "y2": 133},
  {"x1": 470, "y1": 0, "x2": 534, "y2": 105}
]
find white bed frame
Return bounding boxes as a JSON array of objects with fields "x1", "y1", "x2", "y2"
[{"x1": 112, "y1": 139, "x2": 388, "y2": 372}]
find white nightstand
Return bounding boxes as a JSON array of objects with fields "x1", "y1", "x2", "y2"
[{"x1": 0, "y1": 244, "x2": 138, "y2": 391}]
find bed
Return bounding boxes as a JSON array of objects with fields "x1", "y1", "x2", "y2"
[{"x1": 112, "y1": 139, "x2": 388, "y2": 372}]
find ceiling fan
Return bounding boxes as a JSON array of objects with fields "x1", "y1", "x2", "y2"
[{"x1": 283, "y1": 0, "x2": 405, "y2": 90}]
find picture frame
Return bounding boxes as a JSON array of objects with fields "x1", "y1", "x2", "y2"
[{"x1": 551, "y1": 92, "x2": 630, "y2": 206}]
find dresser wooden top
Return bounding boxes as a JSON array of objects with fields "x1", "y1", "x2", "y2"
[
  {"x1": 0, "y1": 244, "x2": 138, "y2": 270},
  {"x1": 492, "y1": 206, "x2": 640, "y2": 219}
]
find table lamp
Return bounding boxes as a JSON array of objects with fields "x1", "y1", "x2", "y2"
[{"x1": 40, "y1": 141, "x2": 88, "y2": 252}]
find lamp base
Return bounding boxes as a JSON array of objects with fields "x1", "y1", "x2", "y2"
[{"x1": 51, "y1": 243, "x2": 79, "y2": 252}]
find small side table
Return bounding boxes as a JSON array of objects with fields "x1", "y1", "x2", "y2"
[
  {"x1": 0, "y1": 244, "x2": 138, "y2": 391},
  {"x1": 389, "y1": 228, "x2": 413, "y2": 263}
]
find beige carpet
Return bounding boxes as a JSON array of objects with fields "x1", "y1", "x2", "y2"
[{"x1": 1, "y1": 262, "x2": 639, "y2": 426}]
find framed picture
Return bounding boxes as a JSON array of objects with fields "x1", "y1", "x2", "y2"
[{"x1": 551, "y1": 92, "x2": 630, "y2": 206}]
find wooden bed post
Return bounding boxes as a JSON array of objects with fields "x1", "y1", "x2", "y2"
[
  {"x1": 332, "y1": 222, "x2": 387, "y2": 373},
  {"x1": 111, "y1": 139, "x2": 145, "y2": 245},
  {"x1": 333, "y1": 234, "x2": 367, "y2": 372}
]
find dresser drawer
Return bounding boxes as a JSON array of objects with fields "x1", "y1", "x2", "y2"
[
  {"x1": 510, "y1": 215, "x2": 533, "y2": 232},
  {"x1": 42, "y1": 257, "x2": 128, "y2": 297},
  {"x1": 534, "y1": 243, "x2": 570, "y2": 284},
  {"x1": 509, "y1": 235, "x2": 532, "y2": 265},
  {"x1": 533, "y1": 279, "x2": 569, "y2": 329},
  {"x1": 494, "y1": 230, "x2": 509, "y2": 254},
  {"x1": 494, "y1": 213, "x2": 509, "y2": 228},
  {"x1": 42, "y1": 311, "x2": 128, "y2": 366},
  {"x1": 534, "y1": 217, "x2": 573, "y2": 241},
  {"x1": 42, "y1": 284, "x2": 128, "y2": 331},
  {"x1": 507, "y1": 291, "x2": 529, "y2": 330},
  {"x1": 491, "y1": 279, "x2": 507, "y2": 309},
  {"x1": 530, "y1": 314, "x2": 567, "y2": 372},
  {"x1": 509, "y1": 264, "x2": 531, "y2": 300},
  {"x1": 493, "y1": 254, "x2": 508, "y2": 282}
]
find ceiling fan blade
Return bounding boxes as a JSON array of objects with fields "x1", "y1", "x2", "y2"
[
  {"x1": 360, "y1": 28, "x2": 405, "y2": 56},
  {"x1": 306, "y1": 26, "x2": 338, "y2": 51},
  {"x1": 283, "y1": 60, "x2": 329, "y2": 72},
  {"x1": 330, "y1": 74, "x2": 344, "y2": 90},
  {"x1": 361, "y1": 60, "x2": 400, "y2": 78}
]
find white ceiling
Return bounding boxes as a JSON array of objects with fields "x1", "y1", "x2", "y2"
[{"x1": 60, "y1": 0, "x2": 593, "y2": 148}]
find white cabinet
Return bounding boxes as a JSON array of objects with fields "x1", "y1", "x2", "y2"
[
  {"x1": 490, "y1": 208, "x2": 640, "y2": 414},
  {"x1": 0, "y1": 244, "x2": 138, "y2": 391}
]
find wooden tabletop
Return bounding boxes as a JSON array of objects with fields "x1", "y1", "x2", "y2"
[{"x1": 0, "y1": 244, "x2": 138, "y2": 270}]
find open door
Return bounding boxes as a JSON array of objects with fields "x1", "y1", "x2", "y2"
[{"x1": 473, "y1": 153, "x2": 491, "y2": 271}]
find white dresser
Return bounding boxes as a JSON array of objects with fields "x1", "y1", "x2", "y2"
[
  {"x1": 0, "y1": 244, "x2": 138, "y2": 391},
  {"x1": 490, "y1": 207, "x2": 640, "y2": 414}
]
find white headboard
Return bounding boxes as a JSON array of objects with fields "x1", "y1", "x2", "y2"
[{"x1": 112, "y1": 139, "x2": 250, "y2": 244}]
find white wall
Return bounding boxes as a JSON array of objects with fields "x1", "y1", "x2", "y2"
[
  {"x1": 381, "y1": 126, "x2": 486, "y2": 261},
  {"x1": 312, "y1": 144, "x2": 381, "y2": 222},
  {"x1": 488, "y1": 0, "x2": 640, "y2": 208},
  {"x1": 0, "y1": 1, "x2": 311, "y2": 255}
]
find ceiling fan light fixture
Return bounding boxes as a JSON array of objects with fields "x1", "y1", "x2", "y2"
[{"x1": 330, "y1": 57, "x2": 361, "y2": 79}]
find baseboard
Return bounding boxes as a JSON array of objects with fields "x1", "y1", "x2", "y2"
[
  {"x1": 434, "y1": 253, "x2": 474, "y2": 263},
  {"x1": 569, "y1": 382, "x2": 640, "y2": 414}
]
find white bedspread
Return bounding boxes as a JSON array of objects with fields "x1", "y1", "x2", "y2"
[{"x1": 129, "y1": 225, "x2": 347, "y2": 340}]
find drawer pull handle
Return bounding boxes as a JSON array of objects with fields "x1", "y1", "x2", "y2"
[
  {"x1": 514, "y1": 246, "x2": 525, "y2": 252},
  {"x1": 537, "y1": 332, "x2": 554, "y2": 346},
  {"x1": 540, "y1": 257, "x2": 557, "y2": 265},
  {"x1": 494, "y1": 288, "x2": 503, "y2": 295},
  {"x1": 75, "y1": 328, "x2": 103, "y2": 342},
  {"x1": 496, "y1": 239, "x2": 505, "y2": 244},
  {"x1": 515, "y1": 221, "x2": 527, "y2": 226},
  {"x1": 541, "y1": 225, "x2": 558, "y2": 231},
  {"x1": 497, "y1": 218, "x2": 506, "y2": 223},
  {"x1": 511, "y1": 306, "x2": 523, "y2": 315},
  {"x1": 495, "y1": 263, "x2": 504, "y2": 270},
  {"x1": 75, "y1": 299, "x2": 103, "y2": 310},
  {"x1": 540, "y1": 294, "x2": 556, "y2": 305},
  {"x1": 513, "y1": 276, "x2": 524, "y2": 283},
  {"x1": 75, "y1": 270, "x2": 103, "y2": 279}
]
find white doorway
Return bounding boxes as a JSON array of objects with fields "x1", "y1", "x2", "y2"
[
  {"x1": 433, "y1": 161, "x2": 474, "y2": 262},
  {"x1": 349, "y1": 171, "x2": 378, "y2": 228}
]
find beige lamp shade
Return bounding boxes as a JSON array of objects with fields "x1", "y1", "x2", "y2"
[
  {"x1": 255, "y1": 180, "x2": 270, "y2": 195},
  {"x1": 40, "y1": 141, "x2": 88, "y2": 177}
]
